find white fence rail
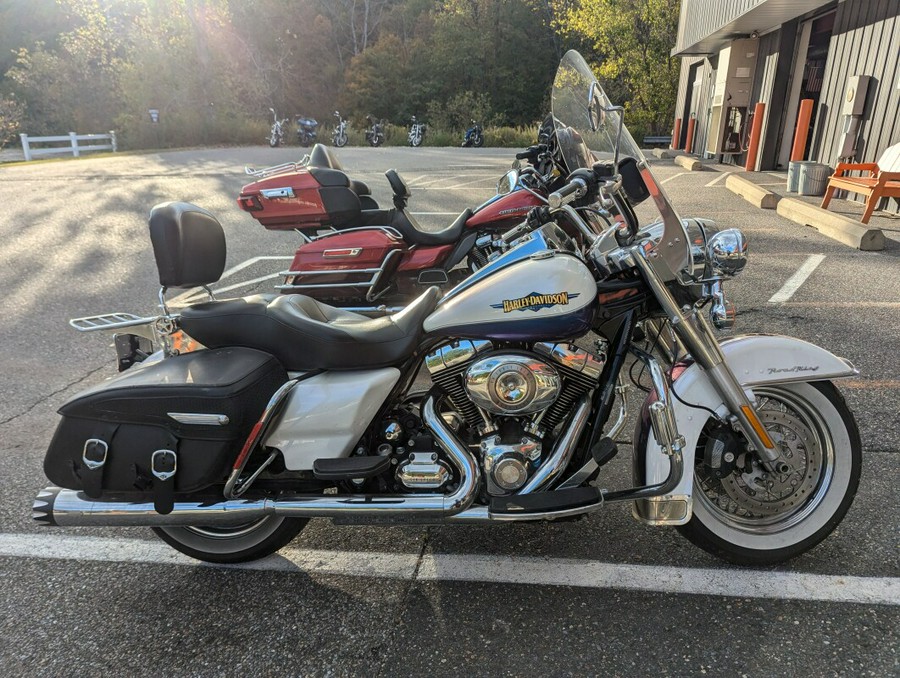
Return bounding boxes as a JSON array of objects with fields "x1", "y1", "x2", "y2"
[{"x1": 20, "y1": 131, "x2": 117, "y2": 161}]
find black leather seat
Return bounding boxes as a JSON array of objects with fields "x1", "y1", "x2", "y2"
[
  {"x1": 391, "y1": 208, "x2": 472, "y2": 246},
  {"x1": 180, "y1": 287, "x2": 442, "y2": 371}
]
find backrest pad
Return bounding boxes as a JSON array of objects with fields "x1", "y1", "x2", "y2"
[{"x1": 148, "y1": 202, "x2": 226, "y2": 288}]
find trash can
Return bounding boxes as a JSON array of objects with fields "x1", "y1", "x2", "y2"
[
  {"x1": 787, "y1": 161, "x2": 806, "y2": 193},
  {"x1": 797, "y1": 162, "x2": 831, "y2": 196}
]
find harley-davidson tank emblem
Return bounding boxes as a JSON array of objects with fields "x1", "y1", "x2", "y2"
[{"x1": 491, "y1": 291, "x2": 580, "y2": 313}]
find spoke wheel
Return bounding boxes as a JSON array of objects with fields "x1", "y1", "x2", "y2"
[
  {"x1": 153, "y1": 516, "x2": 307, "y2": 564},
  {"x1": 678, "y1": 381, "x2": 860, "y2": 565}
]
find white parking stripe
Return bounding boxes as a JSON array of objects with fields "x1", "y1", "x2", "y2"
[
  {"x1": 768, "y1": 254, "x2": 826, "y2": 303},
  {"x1": 705, "y1": 171, "x2": 733, "y2": 187},
  {"x1": 1, "y1": 533, "x2": 896, "y2": 605},
  {"x1": 660, "y1": 172, "x2": 688, "y2": 185}
]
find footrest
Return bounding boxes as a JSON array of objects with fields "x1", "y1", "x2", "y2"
[
  {"x1": 490, "y1": 487, "x2": 601, "y2": 515},
  {"x1": 590, "y1": 436, "x2": 618, "y2": 468},
  {"x1": 313, "y1": 455, "x2": 392, "y2": 481}
]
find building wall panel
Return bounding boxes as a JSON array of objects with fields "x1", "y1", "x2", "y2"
[{"x1": 814, "y1": 0, "x2": 900, "y2": 211}]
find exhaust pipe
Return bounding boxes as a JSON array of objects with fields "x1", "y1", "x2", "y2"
[{"x1": 33, "y1": 395, "x2": 480, "y2": 528}]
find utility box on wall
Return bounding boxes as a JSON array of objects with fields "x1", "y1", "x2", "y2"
[
  {"x1": 839, "y1": 75, "x2": 871, "y2": 159},
  {"x1": 706, "y1": 39, "x2": 759, "y2": 156}
]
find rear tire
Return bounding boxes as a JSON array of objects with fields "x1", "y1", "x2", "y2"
[
  {"x1": 153, "y1": 516, "x2": 308, "y2": 564},
  {"x1": 678, "y1": 381, "x2": 861, "y2": 565}
]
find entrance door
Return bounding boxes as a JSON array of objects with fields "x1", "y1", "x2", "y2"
[{"x1": 776, "y1": 11, "x2": 835, "y2": 168}]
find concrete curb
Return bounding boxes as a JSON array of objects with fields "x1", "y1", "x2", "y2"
[
  {"x1": 725, "y1": 174, "x2": 779, "y2": 209},
  {"x1": 776, "y1": 198, "x2": 885, "y2": 251},
  {"x1": 674, "y1": 154, "x2": 702, "y2": 170},
  {"x1": 651, "y1": 148, "x2": 677, "y2": 159}
]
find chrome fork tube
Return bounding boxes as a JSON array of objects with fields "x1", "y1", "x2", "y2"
[{"x1": 631, "y1": 248, "x2": 782, "y2": 466}]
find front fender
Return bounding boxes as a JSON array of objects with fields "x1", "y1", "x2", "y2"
[{"x1": 633, "y1": 334, "x2": 857, "y2": 526}]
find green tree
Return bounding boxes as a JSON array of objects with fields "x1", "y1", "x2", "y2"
[{"x1": 557, "y1": 0, "x2": 680, "y2": 137}]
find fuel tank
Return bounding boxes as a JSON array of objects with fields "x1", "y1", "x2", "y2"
[
  {"x1": 466, "y1": 189, "x2": 543, "y2": 231},
  {"x1": 423, "y1": 253, "x2": 597, "y2": 341}
]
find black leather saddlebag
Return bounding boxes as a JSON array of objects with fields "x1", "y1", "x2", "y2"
[{"x1": 44, "y1": 347, "x2": 287, "y2": 503}]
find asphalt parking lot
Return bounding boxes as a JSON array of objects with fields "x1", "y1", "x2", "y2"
[{"x1": 0, "y1": 146, "x2": 897, "y2": 676}]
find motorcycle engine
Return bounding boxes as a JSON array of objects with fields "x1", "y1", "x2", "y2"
[{"x1": 425, "y1": 341, "x2": 604, "y2": 495}]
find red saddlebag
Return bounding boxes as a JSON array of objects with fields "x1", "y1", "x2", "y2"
[{"x1": 284, "y1": 228, "x2": 404, "y2": 300}]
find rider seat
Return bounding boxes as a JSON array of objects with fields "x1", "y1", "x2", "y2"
[
  {"x1": 383, "y1": 169, "x2": 472, "y2": 245},
  {"x1": 149, "y1": 202, "x2": 439, "y2": 371}
]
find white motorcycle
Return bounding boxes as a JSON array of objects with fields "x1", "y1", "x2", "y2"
[
  {"x1": 36, "y1": 52, "x2": 860, "y2": 567},
  {"x1": 267, "y1": 107, "x2": 288, "y2": 147},
  {"x1": 332, "y1": 111, "x2": 348, "y2": 147},
  {"x1": 408, "y1": 116, "x2": 426, "y2": 147}
]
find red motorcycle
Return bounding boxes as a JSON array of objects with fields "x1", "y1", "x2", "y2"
[{"x1": 237, "y1": 144, "x2": 571, "y2": 308}]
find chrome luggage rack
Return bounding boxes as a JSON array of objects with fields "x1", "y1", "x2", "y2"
[
  {"x1": 70, "y1": 312, "x2": 158, "y2": 334},
  {"x1": 244, "y1": 154, "x2": 310, "y2": 179},
  {"x1": 276, "y1": 249, "x2": 402, "y2": 302}
]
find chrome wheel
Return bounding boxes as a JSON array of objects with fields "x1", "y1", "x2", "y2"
[
  {"x1": 695, "y1": 386, "x2": 833, "y2": 533},
  {"x1": 680, "y1": 381, "x2": 860, "y2": 565}
]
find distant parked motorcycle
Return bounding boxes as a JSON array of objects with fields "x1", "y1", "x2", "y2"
[
  {"x1": 295, "y1": 115, "x2": 318, "y2": 147},
  {"x1": 332, "y1": 111, "x2": 348, "y2": 147},
  {"x1": 462, "y1": 119, "x2": 484, "y2": 147},
  {"x1": 408, "y1": 116, "x2": 426, "y2": 147},
  {"x1": 364, "y1": 115, "x2": 385, "y2": 147},
  {"x1": 268, "y1": 108, "x2": 288, "y2": 147}
]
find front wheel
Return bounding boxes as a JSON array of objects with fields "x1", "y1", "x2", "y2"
[
  {"x1": 410, "y1": 134, "x2": 422, "y2": 147},
  {"x1": 678, "y1": 381, "x2": 861, "y2": 565},
  {"x1": 153, "y1": 516, "x2": 308, "y2": 564},
  {"x1": 473, "y1": 133, "x2": 484, "y2": 148},
  {"x1": 334, "y1": 133, "x2": 348, "y2": 148},
  {"x1": 268, "y1": 133, "x2": 280, "y2": 148}
]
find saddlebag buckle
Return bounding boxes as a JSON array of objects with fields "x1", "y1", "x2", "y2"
[
  {"x1": 151, "y1": 449, "x2": 177, "y2": 514},
  {"x1": 80, "y1": 439, "x2": 109, "y2": 499}
]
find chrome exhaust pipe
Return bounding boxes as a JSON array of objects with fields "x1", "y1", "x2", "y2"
[
  {"x1": 33, "y1": 395, "x2": 480, "y2": 527},
  {"x1": 518, "y1": 395, "x2": 592, "y2": 493}
]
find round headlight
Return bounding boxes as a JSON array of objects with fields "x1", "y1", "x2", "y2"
[{"x1": 706, "y1": 229, "x2": 748, "y2": 277}]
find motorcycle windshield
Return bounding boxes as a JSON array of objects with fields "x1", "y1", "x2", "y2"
[{"x1": 551, "y1": 50, "x2": 691, "y2": 282}]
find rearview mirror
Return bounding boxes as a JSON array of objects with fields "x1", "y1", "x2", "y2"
[{"x1": 497, "y1": 169, "x2": 519, "y2": 195}]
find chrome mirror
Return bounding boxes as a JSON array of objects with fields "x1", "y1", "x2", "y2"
[
  {"x1": 587, "y1": 82, "x2": 604, "y2": 132},
  {"x1": 706, "y1": 229, "x2": 748, "y2": 277},
  {"x1": 497, "y1": 169, "x2": 519, "y2": 195}
]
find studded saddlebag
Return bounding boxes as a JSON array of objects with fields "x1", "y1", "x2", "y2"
[{"x1": 44, "y1": 347, "x2": 287, "y2": 510}]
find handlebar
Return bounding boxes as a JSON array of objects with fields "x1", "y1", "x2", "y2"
[{"x1": 548, "y1": 176, "x2": 588, "y2": 209}]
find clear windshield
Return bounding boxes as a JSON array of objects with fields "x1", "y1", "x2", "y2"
[{"x1": 551, "y1": 51, "x2": 691, "y2": 282}]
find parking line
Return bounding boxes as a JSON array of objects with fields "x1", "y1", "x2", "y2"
[
  {"x1": 660, "y1": 172, "x2": 688, "y2": 185},
  {"x1": 1, "y1": 533, "x2": 896, "y2": 605},
  {"x1": 705, "y1": 171, "x2": 733, "y2": 187},
  {"x1": 768, "y1": 254, "x2": 826, "y2": 303}
]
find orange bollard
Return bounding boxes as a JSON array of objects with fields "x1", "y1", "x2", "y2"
[
  {"x1": 744, "y1": 102, "x2": 766, "y2": 171},
  {"x1": 790, "y1": 99, "x2": 814, "y2": 162},
  {"x1": 684, "y1": 117, "x2": 697, "y2": 154},
  {"x1": 672, "y1": 118, "x2": 682, "y2": 150}
]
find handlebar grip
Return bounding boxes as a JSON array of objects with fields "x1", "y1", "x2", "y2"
[
  {"x1": 515, "y1": 150, "x2": 531, "y2": 160},
  {"x1": 548, "y1": 177, "x2": 587, "y2": 209}
]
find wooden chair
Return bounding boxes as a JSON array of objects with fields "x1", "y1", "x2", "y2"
[{"x1": 821, "y1": 142, "x2": 900, "y2": 223}]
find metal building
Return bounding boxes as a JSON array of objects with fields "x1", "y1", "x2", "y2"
[{"x1": 672, "y1": 0, "x2": 899, "y2": 187}]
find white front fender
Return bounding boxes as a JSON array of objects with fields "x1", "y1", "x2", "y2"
[{"x1": 633, "y1": 334, "x2": 857, "y2": 526}]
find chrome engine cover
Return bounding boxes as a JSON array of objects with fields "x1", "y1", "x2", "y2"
[
  {"x1": 465, "y1": 355, "x2": 560, "y2": 415},
  {"x1": 481, "y1": 432, "x2": 542, "y2": 495}
]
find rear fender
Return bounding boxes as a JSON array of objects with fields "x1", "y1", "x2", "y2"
[{"x1": 633, "y1": 334, "x2": 857, "y2": 526}]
